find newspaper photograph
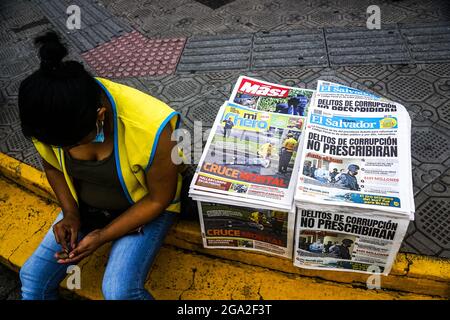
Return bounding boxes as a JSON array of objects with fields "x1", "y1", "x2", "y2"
[
  {"x1": 198, "y1": 201, "x2": 294, "y2": 258},
  {"x1": 293, "y1": 208, "x2": 409, "y2": 274},
  {"x1": 295, "y1": 80, "x2": 413, "y2": 216},
  {"x1": 191, "y1": 101, "x2": 305, "y2": 210},
  {"x1": 229, "y1": 75, "x2": 315, "y2": 116}
]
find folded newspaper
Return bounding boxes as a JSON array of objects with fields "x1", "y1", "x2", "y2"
[
  {"x1": 188, "y1": 76, "x2": 414, "y2": 274},
  {"x1": 293, "y1": 80, "x2": 414, "y2": 275},
  {"x1": 190, "y1": 76, "x2": 314, "y2": 258}
]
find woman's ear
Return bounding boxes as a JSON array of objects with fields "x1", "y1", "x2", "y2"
[{"x1": 97, "y1": 107, "x2": 107, "y2": 121}]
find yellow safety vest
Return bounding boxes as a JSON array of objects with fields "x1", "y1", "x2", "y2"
[
  {"x1": 32, "y1": 77, "x2": 182, "y2": 213},
  {"x1": 283, "y1": 138, "x2": 297, "y2": 152},
  {"x1": 258, "y1": 143, "x2": 273, "y2": 158}
]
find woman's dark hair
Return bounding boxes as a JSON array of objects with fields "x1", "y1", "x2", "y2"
[{"x1": 18, "y1": 31, "x2": 101, "y2": 147}]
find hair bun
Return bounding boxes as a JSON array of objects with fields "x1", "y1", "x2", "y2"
[{"x1": 35, "y1": 31, "x2": 68, "y2": 70}]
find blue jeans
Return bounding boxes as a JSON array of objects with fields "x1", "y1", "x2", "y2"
[{"x1": 19, "y1": 211, "x2": 175, "y2": 300}]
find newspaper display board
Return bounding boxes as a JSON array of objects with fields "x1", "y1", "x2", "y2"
[
  {"x1": 198, "y1": 201, "x2": 295, "y2": 258},
  {"x1": 190, "y1": 101, "x2": 306, "y2": 211},
  {"x1": 293, "y1": 206, "x2": 409, "y2": 274},
  {"x1": 293, "y1": 81, "x2": 414, "y2": 275}
]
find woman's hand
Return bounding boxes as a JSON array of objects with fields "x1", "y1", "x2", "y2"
[
  {"x1": 56, "y1": 229, "x2": 105, "y2": 264},
  {"x1": 53, "y1": 212, "x2": 80, "y2": 254}
]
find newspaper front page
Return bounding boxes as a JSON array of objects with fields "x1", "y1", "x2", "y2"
[
  {"x1": 198, "y1": 201, "x2": 294, "y2": 258},
  {"x1": 229, "y1": 75, "x2": 314, "y2": 117},
  {"x1": 190, "y1": 101, "x2": 306, "y2": 211},
  {"x1": 293, "y1": 207, "x2": 409, "y2": 274},
  {"x1": 295, "y1": 80, "x2": 414, "y2": 217}
]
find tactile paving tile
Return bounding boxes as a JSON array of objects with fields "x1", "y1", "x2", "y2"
[
  {"x1": 401, "y1": 22, "x2": 450, "y2": 62},
  {"x1": 35, "y1": 0, "x2": 132, "y2": 52},
  {"x1": 252, "y1": 29, "x2": 328, "y2": 69},
  {"x1": 177, "y1": 33, "x2": 252, "y2": 72},
  {"x1": 177, "y1": 31, "x2": 327, "y2": 73},
  {"x1": 175, "y1": 22, "x2": 450, "y2": 73},
  {"x1": 82, "y1": 31, "x2": 186, "y2": 77},
  {"x1": 325, "y1": 25, "x2": 410, "y2": 66}
]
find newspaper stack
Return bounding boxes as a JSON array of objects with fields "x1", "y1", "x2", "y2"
[
  {"x1": 293, "y1": 80, "x2": 414, "y2": 274},
  {"x1": 190, "y1": 76, "x2": 314, "y2": 258}
]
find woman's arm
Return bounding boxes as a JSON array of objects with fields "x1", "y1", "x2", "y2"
[
  {"x1": 42, "y1": 159, "x2": 80, "y2": 251},
  {"x1": 43, "y1": 159, "x2": 79, "y2": 216},
  {"x1": 60, "y1": 123, "x2": 178, "y2": 263},
  {"x1": 99, "y1": 123, "x2": 178, "y2": 242}
]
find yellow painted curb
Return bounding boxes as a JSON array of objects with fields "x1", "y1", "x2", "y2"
[
  {"x1": 3, "y1": 174, "x2": 443, "y2": 300},
  {"x1": 166, "y1": 221, "x2": 450, "y2": 298},
  {"x1": 0, "y1": 152, "x2": 449, "y2": 299},
  {"x1": 0, "y1": 153, "x2": 55, "y2": 201}
]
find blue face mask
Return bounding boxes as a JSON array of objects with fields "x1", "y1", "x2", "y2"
[{"x1": 92, "y1": 120, "x2": 105, "y2": 143}]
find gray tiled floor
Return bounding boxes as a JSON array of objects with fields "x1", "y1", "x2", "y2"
[{"x1": 0, "y1": 0, "x2": 449, "y2": 299}]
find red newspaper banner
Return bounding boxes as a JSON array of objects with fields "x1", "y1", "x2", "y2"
[{"x1": 238, "y1": 78, "x2": 290, "y2": 98}]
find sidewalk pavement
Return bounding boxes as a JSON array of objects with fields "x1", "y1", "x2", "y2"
[{"x1": 0, "y1": 0, "x2": 449, "y2": 299}]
